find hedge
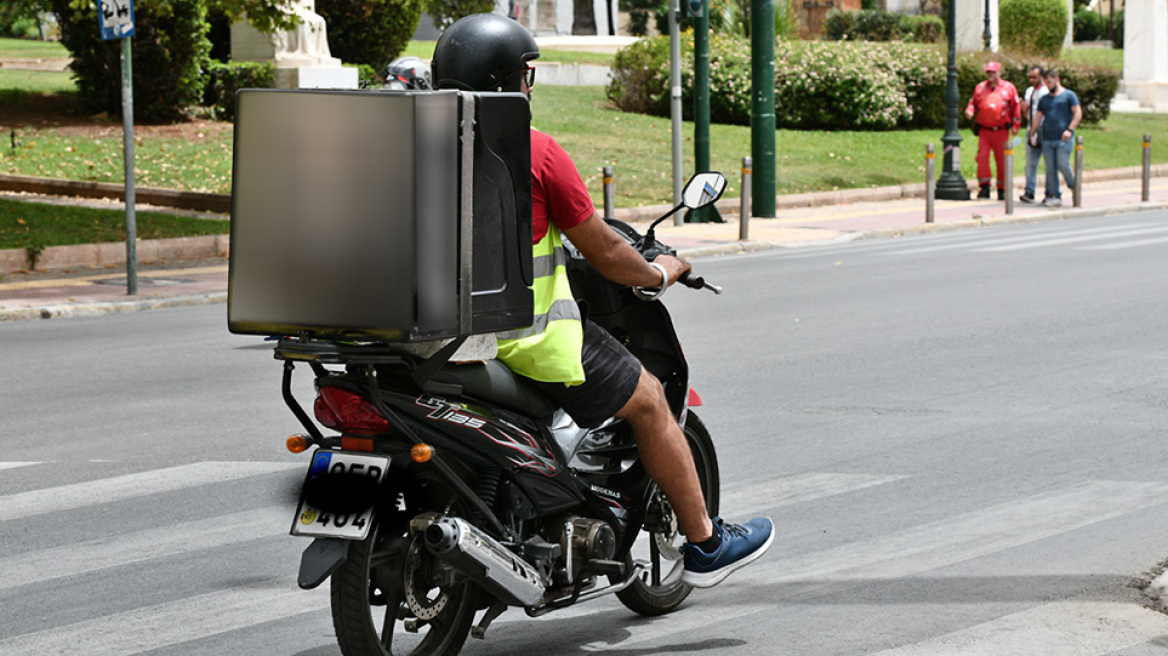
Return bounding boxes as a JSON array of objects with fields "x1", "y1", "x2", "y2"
[
  {"x1": 823, "y1": 9, "x2": 944, "y2": 44},
  {"x1": 50, "y1": 0, "x2": 211, "y2": 123},
  {"x1": 1000, "y1": 0, "x2": 1068, "y2": 57},
  {"x1": 202, "y1": 60, "x2": 274, "y2": 120},
  {"x1": 316, "y1": 0, "x2": 425, "y2": 71},
  {"x1": 606, "y1": 37, "x2": 1119, "y2": 130}
]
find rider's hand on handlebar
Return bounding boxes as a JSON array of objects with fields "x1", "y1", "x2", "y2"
[{"x1": 652, "y1": 254, "x2": 692, "y2": 286}]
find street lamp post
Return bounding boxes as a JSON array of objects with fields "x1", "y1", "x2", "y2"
[
  {"x1": 983, "y1": 0, "x2": 992, "y2": 50},
  {"x1": 935, "y1": 0, "x2": 970, "y2": 201}
]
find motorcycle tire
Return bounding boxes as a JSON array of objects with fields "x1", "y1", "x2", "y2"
[
  {"x1": 331, "y1": 518, "x2": 474, "y2": 656},
  {"x1": 616, "y1": 411, "x2": 720, "y2": 616}
]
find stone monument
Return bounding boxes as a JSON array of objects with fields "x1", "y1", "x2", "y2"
[
  {"x1": 230, "y1": 0, "x2": 358, "y2": 89},
  {"x1": 1123, "y1": 1, "x2": 1168, "y2": 112}
]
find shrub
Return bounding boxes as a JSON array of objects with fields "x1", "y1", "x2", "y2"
[
  {"x1": 50, "y1": 0, "x2": 211, "y2": 123},
  {"x1": 316, "y1": 0, "x2": 425, "y2": 70},
  {"x1": 1073, "y1": 9, "x2": 1106, "y2": 42},
  {"x1": 607, "y1": 38, "x2": 1119, "y2": 130},
  {"x1": 203, "y1": 60, "x2": 274, "y2": 120},
  {"x1": 425, "y1": 0, "x2": 494, "y2": 31},
  {"x1": 1000, "y1": 0, "x2": 1068, "y2": 56},
  {"x1": 823, "y1": 9, "x2": 943, "y2": 43}
]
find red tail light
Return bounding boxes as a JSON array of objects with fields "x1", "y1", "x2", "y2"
[{"x1": 315, "y1": 387, "x2": 391, "y2": 435}]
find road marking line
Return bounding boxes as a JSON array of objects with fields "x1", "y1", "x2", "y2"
[
  {"x1": 869, "y1": 600, "x2": 1168, "y2": 655},
  {"x1": 0, "y1": 462, "x2": 41, "y2": 471},
  {"x1": 878, "y1": 223, "x2": 1153, "y2": 255},
  {"x1": 974, "y1": 226, "x2": 1168, "y2": 252},
  {"x1": 0, "y1": 461, "x2": 302, "y2": 522},
  {"x1": 581, "y1": 480, "x2": 1168, "y2": 651},
  {"x1": 0, "y1": 506, "x2": 289, "y2": 591},
  {"x1": 0, "y1": 576, "x2": 327, "y2": 656},
  {"x1": 721, "y1": 473, "x2": 908, "y2": 518},
  {"x1": 1079, "y1": 235, "x2": 1168, "y2": 250}
]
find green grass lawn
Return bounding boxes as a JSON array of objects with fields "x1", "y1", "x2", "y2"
[
  {"x1": 0, "y1": 69, "x2": 75, "y2": 95},
  {"x1": 1061, "y1": 46, "x2": 1124, "y2": 70},
  {"x1": 0, "y1": 37, "x2": 69, "y2": 60},
  {"x1": 5, "y1": 85, "x2": 1166, "y2": 209},
  {"x1": 0, "y1": 198, "x2": 228, "y2": 250}
]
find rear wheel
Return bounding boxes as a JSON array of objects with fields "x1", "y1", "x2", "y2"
[
  {"x1": 617, "y1": 412, "x2": 720, "y2": 615},
  {"x1": 331, "y1": 518, "x2": 474, "y2": 656}
]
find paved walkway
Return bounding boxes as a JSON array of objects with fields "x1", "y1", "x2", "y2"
[{"x1": 2, "y1": 177, "x2": 1166, "y2": 321}]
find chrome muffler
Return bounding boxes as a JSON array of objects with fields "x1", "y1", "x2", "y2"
[{"x1": 415, "y1": 514, "x2": 546, "y2": 607}]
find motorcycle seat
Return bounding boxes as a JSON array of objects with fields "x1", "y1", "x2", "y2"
[{"x1": 433, "y1": 360, "x2": 559, "y2": 419}]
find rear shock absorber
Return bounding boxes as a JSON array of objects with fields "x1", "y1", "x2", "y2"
[{"x1": 475, "y1": 467, "x2": 503, "y2": 513}]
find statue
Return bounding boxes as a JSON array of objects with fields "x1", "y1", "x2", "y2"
[{"x1": 230, "y1": 0, "x2": 357, "y2": 88}]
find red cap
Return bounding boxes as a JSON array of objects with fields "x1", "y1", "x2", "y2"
[{"x1": 984, "y1": 61, "x2": 1001, "y2": 72}]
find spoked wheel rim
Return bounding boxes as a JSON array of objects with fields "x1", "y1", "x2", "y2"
[{"x1": 336, "y1": 520, "x2": 473, "y2": 656}]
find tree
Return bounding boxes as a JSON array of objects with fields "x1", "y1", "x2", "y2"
[{"x1": 316, "y1": 0, "x2": 425, "y2": 70}]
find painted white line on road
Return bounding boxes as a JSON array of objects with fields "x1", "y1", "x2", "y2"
[
  {"x1": 870, "y1": 600, "x2": 1168, "y2": 655},
  {"x1": 974, "y1": 226, "x2": 1168, "y2": 252},
  {"x1": 0, "y1": 506, "x2": 289, "y2": 591},
  {"x1": 879, "y1": 223, "x2": 1154, "y2": 255},
  {"x1": 721, "y1": 473, "x2": 908, "y2": 518},
  {"x1": 1079, "y1": 235, "x2": 1168, "y2": 250},
  {"x1": 582, "y1": 479, "x2": 1168, "y2": 651},
  {"x1": 0, "y1": 576, "x2": 327, "y2": 656},
  {"x1": 0, "y1": 462, "x2": 41, "y2": 472},
  {"x1": 0, "y1": 461, "x2": 302, "y2": 522}
]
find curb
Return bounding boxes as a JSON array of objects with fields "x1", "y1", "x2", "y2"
[
  {"x1": 0, "y1": 234, "x2": 229, "y2": 275},
  {"x1": 0, "y1": 291, "x2": 227, "y2": 322},
  {"x1": 0, "y1": 174, "x2": 231, "y2": 214}
]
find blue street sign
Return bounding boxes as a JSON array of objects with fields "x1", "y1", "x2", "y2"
[{"x1": 98, "y1": 0, "x2": 135, "y2": 40}]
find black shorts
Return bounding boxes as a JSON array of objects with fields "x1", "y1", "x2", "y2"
[{"x1": 525, "y1": 320, "x2": 642, "y2": 429}]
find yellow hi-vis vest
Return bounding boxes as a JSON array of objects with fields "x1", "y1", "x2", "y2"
[{"x1": 496, "y1": 225, "x2": 585, "y2": 385}]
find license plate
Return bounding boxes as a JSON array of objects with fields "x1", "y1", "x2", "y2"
[{"x1": 291, "y1": 450, "x2": 389, "y2": 540}]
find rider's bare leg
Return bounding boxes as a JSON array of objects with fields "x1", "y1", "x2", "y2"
[{"x1": 617, "y1": 366, "x2": 714, "y2": 543}]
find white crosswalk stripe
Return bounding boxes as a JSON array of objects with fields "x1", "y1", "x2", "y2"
[
  {"x1": 0, "y1": 506, "x2": 288, "y2": 591},
  {"x1": 973, "y1": 225, "x2": 1168, "y2": 252},
  {"x1": 580, "y1": 479, "x2": 1168, "y2": 651},
  {"x1": 869, "y1": 601, "x2": 1168, "y2": 655},
  {"x1": 0, "y1": 576, "x2": 329, "y2": 656},
  {"x1": 0, "y1": 462, "x2": 41, "y2": 472},
  {"x1": 0, "y1": 461, "x2": 301, "y2": 522},
  {"x1": 6, "y1": 463, "x2": 1168, "y2": 655},
  {"x1": 876, "y1": 223, "x2": 1155, "y2": 256}
]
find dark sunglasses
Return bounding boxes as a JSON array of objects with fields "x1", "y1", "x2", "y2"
[{"x1": 523, "y1": 65, "x2": 536, "y2": 88}]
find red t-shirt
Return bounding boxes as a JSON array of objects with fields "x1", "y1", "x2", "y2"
[{"x1": 531, "y1": 128, "x2": 594, "y2": 243}]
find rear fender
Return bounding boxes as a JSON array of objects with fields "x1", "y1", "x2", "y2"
[{"x1": 297, "y1": 537, "x2": 350, "y2": 589}]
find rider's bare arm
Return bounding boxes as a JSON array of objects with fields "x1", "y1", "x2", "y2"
[{"x1": 564, "y1": 212, "x2": 692, "y2": 287}]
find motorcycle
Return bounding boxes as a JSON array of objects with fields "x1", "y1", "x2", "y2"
[{"x1": 274, "y1": 172, "x2": 728, "y2": 656}]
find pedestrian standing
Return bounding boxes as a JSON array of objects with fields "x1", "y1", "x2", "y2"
[
  {"x1": 964, "y1": 61, "x2": 1021, "y2": 200},
  {"x1": 1031, "y1": 69, "x2": 1082, "y2": 208},
  {"x1": 1018, "y1": 66, "x2": 1048, "y2": 204}
]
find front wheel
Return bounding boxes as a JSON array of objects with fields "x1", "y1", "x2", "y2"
[
  {"x1": 330, "y1": 518, "x2": 474, "y2": 656},
  {"x1": 617, "y1": 411, "x2": 720, "y2": 616}
]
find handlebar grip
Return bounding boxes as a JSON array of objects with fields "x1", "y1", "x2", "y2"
[
  {"x1": 680, "y1": 272, "x2": 702, "y2": 289},
  {"x1": 679, "y1": 271, "x2": 723, "y2": 295}
]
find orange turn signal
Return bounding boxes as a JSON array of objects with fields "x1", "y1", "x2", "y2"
[
  {"x1": 286, "y1": 434, "x2": 310, "y2": 453},
  {"x1": 411, "y1": 443, "x2": 434, "y2": 463}
]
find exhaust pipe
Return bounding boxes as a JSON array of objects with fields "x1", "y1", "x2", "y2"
[{"x1": 421, "y1": 515, "x2": 546, "y2": 607}]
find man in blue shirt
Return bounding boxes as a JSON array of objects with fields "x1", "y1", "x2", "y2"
[{"x1": 1030, "y1": 69, "x2": 1082, "y2": 208}]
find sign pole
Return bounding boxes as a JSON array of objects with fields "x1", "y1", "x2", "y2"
[
  {"x1": 99, "y1": 0, "x2": 136, "y2": 295},
  {"x1": 121, "y1": 35, "x2": 137, "y2": 295}
]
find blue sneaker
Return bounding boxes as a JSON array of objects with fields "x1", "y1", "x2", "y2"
[{"x1": 681, "y1": 516, "x2": 774, "y2": 588}]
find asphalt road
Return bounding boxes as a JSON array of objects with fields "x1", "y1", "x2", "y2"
[{"x1": 2, "y1": 211, "x2": 1168, "y2": 655}]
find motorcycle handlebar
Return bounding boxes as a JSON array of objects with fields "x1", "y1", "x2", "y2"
[{"x1": 679, "y1": 271, "x2": 723, "y2": 295}]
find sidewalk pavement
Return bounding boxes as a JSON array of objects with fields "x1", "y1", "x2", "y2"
[{"x1": 2, "y1": 176, "x2": 1166, "y2": 322}]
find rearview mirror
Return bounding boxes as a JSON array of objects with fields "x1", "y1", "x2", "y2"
[{"x1": 681, "y1": 172, "x2": 727, "y2": 210}]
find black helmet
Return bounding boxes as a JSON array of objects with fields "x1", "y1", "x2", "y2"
[
  {"x1": 381, "y1": 56, "x2": 432, "y2": 90},
  {"x1": 432, "y1": 13, "x2": 539, "y2": 93}
]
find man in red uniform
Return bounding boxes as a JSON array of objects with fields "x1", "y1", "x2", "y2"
[{"x1": 964, "y1": 61, "x2": 1021, "y2": 200}]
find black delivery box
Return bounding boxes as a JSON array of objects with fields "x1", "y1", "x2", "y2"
[{"x1": 227, "y1": 89, "x2": 534, "y2": 342}]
